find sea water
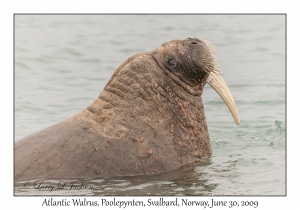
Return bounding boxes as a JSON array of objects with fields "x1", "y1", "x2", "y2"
[{"x1": 14, "y1": 14, "x2": 285, "y2": 195}]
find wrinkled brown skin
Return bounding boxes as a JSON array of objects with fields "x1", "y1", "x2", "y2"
[{"x1": 15, "y1": 38, "x2": 213, "y2": 181}]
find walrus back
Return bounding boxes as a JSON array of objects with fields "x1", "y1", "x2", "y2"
[
  {"x1": 14, "y1": 115, "x2": 182, "y2": 181},
  {"x1": 14, "y1": 115, "x2": 137, "y2": 180}
]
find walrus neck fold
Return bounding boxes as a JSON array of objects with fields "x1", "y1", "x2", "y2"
[{"x1": 86, "y1": 53, "x2": 206, "y2": 121}]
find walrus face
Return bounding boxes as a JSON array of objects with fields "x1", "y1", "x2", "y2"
[
  {"x1": 151, "y1": 38, "x2": 214, "y2": 87},
  {"x1": 151, "y1": 38, "x2": 240, "y2": 125}
]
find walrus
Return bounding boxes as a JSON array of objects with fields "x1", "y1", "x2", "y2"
[{"x1": 15, "y1": 38, "x2": 240, "y2": 181}]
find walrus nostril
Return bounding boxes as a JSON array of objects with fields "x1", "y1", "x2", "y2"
[{"x1": 191, "y1": 42, "x2": 198, "y2": 45}]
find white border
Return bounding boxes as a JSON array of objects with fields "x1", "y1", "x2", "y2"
[{"x1": 1, "y1": 0, "x2": 295, "y2": 209}]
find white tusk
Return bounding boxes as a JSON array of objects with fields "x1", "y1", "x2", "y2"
[{"x1": 206, "y1": 71, "x2": 240, "y2": 125}]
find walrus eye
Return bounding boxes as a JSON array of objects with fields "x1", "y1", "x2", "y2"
[{"x1": 168, "y1": 59, "x2": 177, "y2": 68}]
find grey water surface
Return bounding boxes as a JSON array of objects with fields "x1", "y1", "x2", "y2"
[{"x1": 14, "y1": 15, "x2": 285, "y2": 195}]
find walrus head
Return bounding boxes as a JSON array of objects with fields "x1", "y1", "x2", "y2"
[{"x1": 151, "y1": 37, "x2": 240, "y2": 125}]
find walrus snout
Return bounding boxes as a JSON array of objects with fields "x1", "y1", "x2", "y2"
[
  {"x1": 195, "y1": 38, "x2": 240, "y2": 125},
  {"x1": 176, "y1": 37, "x2": 240, "y2": 125}
]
